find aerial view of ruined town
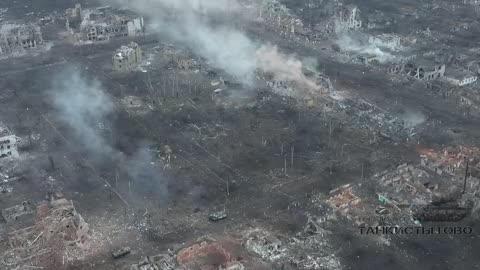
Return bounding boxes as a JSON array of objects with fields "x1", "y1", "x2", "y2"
[{"x1": 0, "y1": 0, "x2": 479, "y2": 269}]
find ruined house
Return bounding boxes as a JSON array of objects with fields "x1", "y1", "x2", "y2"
[
  {"x1": 0, "y1": 124, "x2": 19, "y2": 159},
  {"x1": 266, "y1": 79, "x2": 297, "y2": 96},
  {"x1": 334, "y1": 5, "x2": 362, "y2": 33},
  {"x1": 174, "y1": 56, "x2": 197, "y2": 70},
  {"x1": 1, "y1": 197, "x2": 90, "y2": 269},
  {"x1": 357, "y1": 54, "x2": 379, "y2": 66},
  {"x1": 65, "y1": 4, "x2": 83, "y2": 31},
  {"x1": 418, "y1": 146, "x2": 480, "y2": 176},
  {"x1": 259, "y1": 0, "x2": 308, "y2": 37},
  {"x1": 1, "y1": 201, "x2": 34, "y2": 223},
  {"x1": 245, "y1": 230, "x2": 286, "y2": 262},
  {"x1": 177, "y1": 241, "x2": 233, "y2": 269},
  {"x1": 113, "y1": 42, "x2": 142, "y2": 72},
  {"x1": 389, "y1": 58, "x2": 445, "y2": 81},
  {"x1": 368, "y1": 34, "x2": 402, "y2": 51},
  {"x1": 409, "y1": 61, "x2": 446, "y2": 80},
  {"x1": 65, "y1": 5, "x2": 144, "y2": 43},
  {"x1": 0, "y1": 23, "x2": 44, "y2": 57},
  {"x1": 444, "y1": 68, "x2": 478, "y2": 86}
]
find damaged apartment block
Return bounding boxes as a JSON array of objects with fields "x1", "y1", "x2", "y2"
[
  {"x1": 0, "y1": 23, "x2": 44, "y2": 57},
  {"x1": 334, "y1": 5, "x2": 362, "y2": 33},
  {"x1": 65, "y1": 4, "x2": 144, "y2": 43},
  {"x1": 0, "y1": 123, "x2": 19, "y2": 159},
  {"x1": 113, "y1": 42, "x2": 142, "y2": 72}
]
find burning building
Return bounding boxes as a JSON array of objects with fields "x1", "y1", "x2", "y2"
[
  {"x1": 66, "y1": 4, "x2": 145, "y2": 43},
  {"x1": 0, "y1": 23, "x2": 44, "y2": 57},
  {"x1": 113, "y1": 42, "x2": 142, "y2": 72}
]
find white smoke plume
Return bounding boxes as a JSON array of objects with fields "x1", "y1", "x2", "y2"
[
  {"x1": 50, "y1": 69, "x2": 116, "y2": 158},
  {"x1": 50, "y1": 69, "x2": 170, "y2": 202},
  {"x1": 107, "y1": 0, "x2": 320, "y2": 93},
  {"x1": 257, "y1": 45, "x2": 319, "y2": 91},
  {"x1": 336, "y1": 34, "x2": 396, "y2": 64}
]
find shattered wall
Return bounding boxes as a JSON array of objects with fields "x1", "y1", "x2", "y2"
[
  {"x1": 334, "y1": 5, "x2": 362, "y2": 33},
  {"x1": 1, "y1": 198, "x2": 90, "y2": 269},
  {"x1": 113, "y1": 42, "x2": 142, "y2": 72},
  {"x1": 1, "y1": 201, "x2": 34, "y2": 223},
  {"x1": 0, "y1": 135, "x2": 19, "y2": 158},
  {"x1": 0, "y1": 23, "x2": 44, "y2": 57},
  {"x1": 175, "y1": 56, "x2": 197, "y2": 70},
  {"x1": 368, "y1": 34, "x2": 402, "y2": 51},
  {"x1": 66, "y1": 5, "x2": 145, "y2": 43},
  {"x1": 389, "y1": 61, "x2": 445, "y2": 81},
  {"x1": 259, "y1": 0, "x2": 309, "y2": 37},
  {"x1": 0, "y1": 124, "x2": 19, "y2": 158},
  {"x1": 66, "y1": 4, "x2": 83, "y2": 31}
]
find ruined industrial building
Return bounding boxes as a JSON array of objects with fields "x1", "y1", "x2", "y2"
[{"x1": 0, "y1": 0, "x2": 479, "y2": 269}]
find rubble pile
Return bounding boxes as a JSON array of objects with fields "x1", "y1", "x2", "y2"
[
  {"x1": 376, "y1": 163, "x2": 433, "y2": 206},
  {"x1": 113, "y1": 42, "x2": 143, "y2": 72},
  {"x1": 0, "y1": 23, "x2": 46, "y2": 58},
  {"x1": 324, "y1": 184, "x2": 376, "y2": 226},
  {"x1": 419, "y1": 146, "x2": 480, "y2": 177},
  {"x1": 245, "y1": 229, "x2": 286, "y2": 262},
  {"x1": 244, "y1": 226, "x2": 343, "y2": 270},
  {"x1": 1, "y1": 201, "x2": 34, "y2": 223},
  {"x1": 65, "y1": 4, "x2": 144, "y2": 44},
  {"x1": 1, "y1": 198, "x2": 91, "y2": 269},
  {"x1": 0, "y1": 173, "x2": 20, "y2": 195},
  {"x1": 333, "y1": 98, "x2": 417, "y2": 142},
  {"x1": 130, "y1": 254, "x2": 176, "y2": 270}
]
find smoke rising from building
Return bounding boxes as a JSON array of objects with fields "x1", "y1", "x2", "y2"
[
  {"x1": 336, "y1": 34, "x2": 396, "y2": 64},
  {"x1": 50, "y1": 69, "x2": 170, "y2": 204},
  {"x1": 108, "y1": 0, "x2": 318, "y2": 90}
]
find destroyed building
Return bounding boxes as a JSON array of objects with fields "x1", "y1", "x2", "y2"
[
  {"x1": 444, "y1": 68, "x2": 478, "y2": 86},
  {"x1": 389, "y1": 58, "x2": 446, "y2": 81},
  {"x1": 0, "y1": 124, "x2": 19, "y2": 158},
  {"x1": 357, "y1": 54, "x2": 379, "y2": 66},
  {"x1": 129, "y1": 254, "x2": 176, "y2": 270},
  {"x1": 368, "y1": 34, "x2": 402, "y2": 51},
  {"x1": 1, "y1": 201, "x2": 34, "y2": 223},
  {"x1": 418, "y1": 146, "x2": 480, "y2": 177},
  {"x1": 259, "y1": 0, "x2": 310, "y2": 38},
  {"x1": 113, "y1": 42, "x2": 142, "y2": 72},
  {"x1": 65, "y1": 4, "x2": 83, "y2": 31},
  {"x1": 334, "y1": 5, "x2": 362, "y2": 33},
  {"x1": 1, "y1": 198, "x2": 90, "y2": 269},
  {"x1": 65, "y1": 5, "x2": 145, "y2": 43},
  {"x1": 0, "y1": 23, "x2": 44, "y2": 57},
  {"x1": 174, "y1": 56, "x2": 198, "y2": 70}
]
